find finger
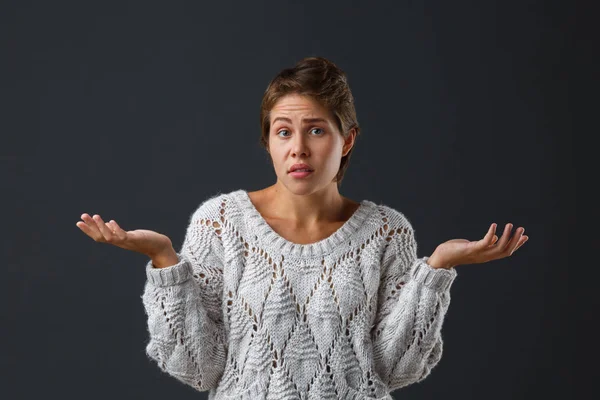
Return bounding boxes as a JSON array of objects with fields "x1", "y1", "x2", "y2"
[
  {"x1": 506, "y1": 227, "x2": 525, "y2": 255},
  {"x1": 80, "y1": 214, "x2": 103, "y2": 240},
  {"x1": 76, "y1": 220, "x2": 100, "y2": 240},
  {"x1": 477, "y1": 223, "x2": 497, "y2": 249},
  {"x1": 482, "y1": 223, "x2": 514, "y2": 260},
  {"x1": 92, "y1": 215, "x2": 114, "y2": 241},
  {"x1": 107, "y1": 220, "x2": 125, "y2": 240},
  {"x1": 496, "y1": 223, "x2": 514, "y2": 250},
  {"x1": 491, "y1": 234, "x2": 499, "y2": 245},
  {"x1": 110, "y1": 220, "x2": 124, "y2": 234},
  {"x1": 106, "y1": 220, "x2": 116, "y2": 235},
  {"x1": 512, "y1": 235, "x2": 529, "y2": 253}
]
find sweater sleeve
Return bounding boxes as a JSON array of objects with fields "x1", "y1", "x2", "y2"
[
  {"x1": 141, "y1": 203, "x2": 227, "y2": 392},
  {"x1": 370, "y1": 224, "x2": 457, "y2": 391}
]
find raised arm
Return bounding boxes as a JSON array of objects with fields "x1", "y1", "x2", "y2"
[{"x1": 141, "y1": 199, "x2": 228, "y2": 392}]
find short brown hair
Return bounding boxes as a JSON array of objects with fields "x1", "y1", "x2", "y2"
[{"x1": 259, "y1": 56, "x2": 361, "y2": 188}]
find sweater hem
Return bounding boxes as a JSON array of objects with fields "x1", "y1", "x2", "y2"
[{"x1": 211, "y1": 376, "x2": 394, "y2": 400}]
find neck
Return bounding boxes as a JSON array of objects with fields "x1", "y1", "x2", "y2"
[{"x1": 264, "y1": 182, "x2": 348, "y2": 228}]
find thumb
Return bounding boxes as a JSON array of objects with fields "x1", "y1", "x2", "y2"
[{"x1": 476, "y1": 223, "x2": 497, "y2": 249}]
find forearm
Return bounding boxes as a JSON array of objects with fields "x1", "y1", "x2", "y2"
[
  {"x1": 142, "y1": 267, "x2": 227, "y2": 391},
  {"x1": 372, "y1": 258, "x2": 456, "y2": 390}
]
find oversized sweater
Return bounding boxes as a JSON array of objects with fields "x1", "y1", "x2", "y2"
[{"x1": 141, "y1": 189, "x2": 458, "y2": 400}]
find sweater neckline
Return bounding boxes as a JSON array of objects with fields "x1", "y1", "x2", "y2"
[{"x1": 232, "y1": 189, "x2": 375, "y2": 258}]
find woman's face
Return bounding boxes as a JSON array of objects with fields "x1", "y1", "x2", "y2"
[{"x1": 267, "y1": 93, "x2": 354, "y2": 194}]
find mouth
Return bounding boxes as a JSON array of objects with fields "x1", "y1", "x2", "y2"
[{"x1": 289, "y1": 169, "x2": 314, "y2": 178}]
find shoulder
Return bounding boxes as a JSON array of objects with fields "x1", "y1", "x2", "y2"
[
  {"x1": 373, "y1": 202, "x2": 419, "y2": 259},
  {"x1": 189, "y1": 189, "x2": 241, "y2": 224},
  {"x1": 371, "y1": 201, "x2": 415, "y2": 233}
]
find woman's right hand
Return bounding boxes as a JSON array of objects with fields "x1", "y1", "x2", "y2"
[{"x1": 76, "y1": 213, "x2": 174, "y2": 259}]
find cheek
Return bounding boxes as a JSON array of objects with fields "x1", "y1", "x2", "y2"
[
  {"x1": 268, "y1": 149, "x2": 286, "y2": 169},
  {"x1": 320, "y1": 140, "x2": 343, "y2": 160}
]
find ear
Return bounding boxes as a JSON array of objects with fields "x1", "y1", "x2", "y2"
[{"x1": 342, "y1": 128, "x2": 357, "y2": 157}]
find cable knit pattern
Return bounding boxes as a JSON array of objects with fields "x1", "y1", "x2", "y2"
[{"x1": 141, "y1": 189, "x2": 458, "y2": 399}]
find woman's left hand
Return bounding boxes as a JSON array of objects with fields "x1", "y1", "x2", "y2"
[{"x1": 427, "y1": 223, "x2": 529, "y2": 269}]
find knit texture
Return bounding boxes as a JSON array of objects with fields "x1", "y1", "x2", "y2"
[{"x1": 141, "y1": 189, "x2": 458, "y2": 399}]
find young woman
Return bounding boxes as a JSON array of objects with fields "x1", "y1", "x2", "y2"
[{"x1": 76, "y1": 57, "x2": 528, "y2": 400}]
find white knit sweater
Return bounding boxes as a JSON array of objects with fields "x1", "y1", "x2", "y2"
[{"x1": 141, "y1": 189, "x2": 458, "y2": 399}]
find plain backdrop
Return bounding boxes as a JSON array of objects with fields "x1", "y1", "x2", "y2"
[{"x1": 2, "y1": 0, "x2": 583, "y2": 399}]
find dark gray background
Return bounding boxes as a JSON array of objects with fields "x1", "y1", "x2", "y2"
[{"x1": 3, "y1": 0, "x2": 583, "y2": 399}]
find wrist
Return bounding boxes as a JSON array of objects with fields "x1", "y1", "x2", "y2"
[
  {"x1": 151, "y1": 247, "x2": 178, "y2": 269},
  {"x1": 427, "y1": 254, "x2": 452, "y2": 270}
]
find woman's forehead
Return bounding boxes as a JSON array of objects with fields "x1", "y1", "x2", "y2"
[{"x1": 271, "y1": 95, "x2": 331, "y2": 119}]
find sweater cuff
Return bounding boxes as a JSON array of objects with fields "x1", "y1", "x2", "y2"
[
  {"x1": 411, "y1": 257, "x2": 457, "y2": 292},
  {"x1": 145, "y1": 253, "x2": 193, "y2": 287}
]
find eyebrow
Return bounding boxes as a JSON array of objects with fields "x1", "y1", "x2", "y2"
[{"x1": 272, "y1": 117, "x2": 328, "y2": 124}]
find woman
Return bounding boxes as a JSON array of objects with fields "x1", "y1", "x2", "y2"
[{"x1": 76, "y1": 57, "x2": 528, "y2": 399}]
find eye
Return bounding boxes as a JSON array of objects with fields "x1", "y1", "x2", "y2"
[{"x1": 276, "y1": 128, "x2": 324, "y2": 137}]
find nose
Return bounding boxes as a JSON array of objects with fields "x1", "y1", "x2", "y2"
[{"x1": 291, "y1": 132, "x2": 310, "y2": 157}]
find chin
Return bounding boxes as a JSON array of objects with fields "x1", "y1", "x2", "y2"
[{"x1": 289, "y1": 187, "x2": 318, "y2": 196}]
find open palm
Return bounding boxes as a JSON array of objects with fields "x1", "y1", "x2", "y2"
[
  {"x1": 430, "y1": 223, "x2": 529, "y2": 269},
  {"x1": 76, "y1": 213, "x2": 173, "y2": 258}
]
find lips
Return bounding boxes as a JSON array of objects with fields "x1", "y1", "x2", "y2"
[
  {"x1": 289, "y1": 169, "x2": 313, "y2": 178},
  {"x1": 289, "y1": 163, "x2": 314, "y2": 173}
]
